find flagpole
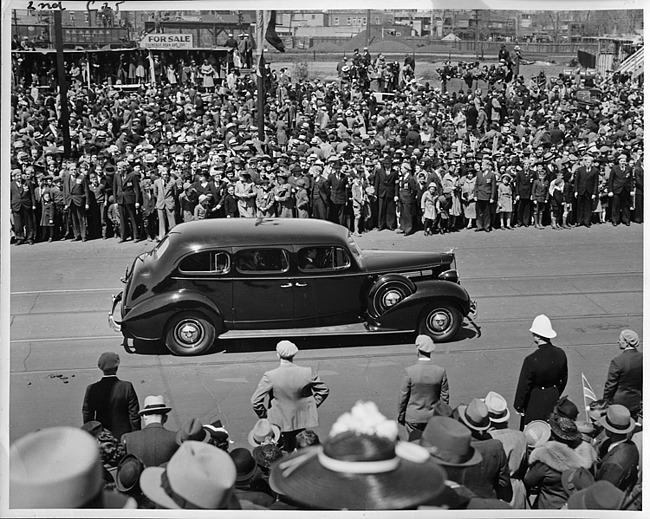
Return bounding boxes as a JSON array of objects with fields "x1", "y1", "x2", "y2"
[{"x1": 256, "y1": 11, "x2": 265, "y2": 142}]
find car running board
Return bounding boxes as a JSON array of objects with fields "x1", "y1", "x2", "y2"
[{"x1": 219, "y1": 323, "x2": 408, "y2": 339}]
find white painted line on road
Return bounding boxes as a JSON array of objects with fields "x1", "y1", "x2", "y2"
[
  {"x1": 12, "y1": 288, "x2": 121, "y2": 295},
  {"x1": 11, "y1": 335, "x2": 119, "y2": 343}
]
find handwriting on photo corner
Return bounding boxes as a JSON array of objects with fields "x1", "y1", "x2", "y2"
[{"x1": 25, "y1": 0, "x2": 126, "y2": 11}]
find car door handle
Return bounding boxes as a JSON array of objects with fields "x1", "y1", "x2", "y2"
[
  {"x1": 294, "y1": 282, "x2": 308, "y2": 287},
  {"x1": 280, "y1": 283, "x2": 293, "y2": 288}
]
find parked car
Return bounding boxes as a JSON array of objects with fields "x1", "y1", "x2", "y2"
[
  {"x1": 574, "y1": 87, "x2": 603, "y2": 108},
  {"x1": 109, "y1": 219, "x2": 476, "y2": 356}
]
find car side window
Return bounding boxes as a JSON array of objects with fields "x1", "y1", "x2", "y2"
[
  {"x1": 236, "y1": 249, "x2": 290, "y2": 274},
  {"x1": 179, "y1": 251, "x2": 230, "y2": 275},
  {"x1": 298, "y1": 247, "x2": 351, "y2": 272}
]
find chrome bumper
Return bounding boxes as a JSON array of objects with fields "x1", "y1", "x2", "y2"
[{"x1": 108, "y1": 293, "x2": 123, "y2": 333}]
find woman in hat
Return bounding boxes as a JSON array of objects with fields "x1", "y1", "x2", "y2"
[
  {"x1": 524, "y1": 414, "x2": 597, "y2": 509},
  {"x1": 513, "y1": 315, "x2": 568, "y2": 429},
  {"x1": 602, "y1": 329, "x2": 642, "y2": 420}
]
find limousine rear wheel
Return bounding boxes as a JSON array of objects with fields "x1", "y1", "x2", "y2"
[
  {"x1": 165, "y1": 311, "x2": 216, "y2": 356},
  {"x1": 419, "y1": 303, "x2": 462, "y2": 342}
]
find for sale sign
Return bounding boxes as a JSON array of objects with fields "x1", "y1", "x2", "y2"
[{"x1": 140, "y1": 34, "x2": 194, "y2": 50}]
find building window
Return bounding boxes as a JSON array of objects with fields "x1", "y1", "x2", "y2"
[
  {"x1": 312, "y1": 15, "x2": 315, "y2": 20},
  {"x1": 334, "y1": 17, "x2": 339, "y2": 26},
  {"x1": 375, "y1": 17, "x2": 380, "y2": 24},
  {"x1": 363, "y1": 18, "x2": 367, "y2": 25},
  {"x1": 347, "y1": 18, "x2": 351, "y2": 25}
]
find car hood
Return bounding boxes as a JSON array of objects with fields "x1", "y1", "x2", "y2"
[{"x1": 361, "y1": 250, "x2": 453, "y2": 273}]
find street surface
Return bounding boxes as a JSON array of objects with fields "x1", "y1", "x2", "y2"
[{"x1": 9, "y1": 223, "x2": 643, "y2": 446}]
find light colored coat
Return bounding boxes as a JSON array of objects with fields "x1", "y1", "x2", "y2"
[
  {"x1": 251, "y1": 361, "x2": 330, "y2": 432},
  {"x1": 397, "y1": 359, "x2": 449, "y2": 425}
]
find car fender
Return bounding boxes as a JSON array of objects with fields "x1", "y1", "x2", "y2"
[
  {"x1": 369, "y1": 281, "x2": 471, "y2": 330},
  {"x1": 123, "y1": 290, "x2": 223, "y2": 340}
]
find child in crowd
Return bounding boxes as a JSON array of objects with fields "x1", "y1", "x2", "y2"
[
  {"x1": 549, "y1": 170, "x2": 566, "y2": 229},
  {"x1": 532, "y1": 165, "x2": 549, "y2": 229},
  {"x1": 436, "y1": 187, "x2": 453, "y2": 234},
  {"x1": 421, "y1": 182, "x2": 437, "y2": 236},
  {"x1": 107, "y1": 195, "x2": 121, "y2": 239},
  {"x1": 295, "y1": 179, "x2": 310, "y2": 219},
  {"x1": 40, "y1": 191, "x2": 55, "y2": 242},
  {"x1": 194, "y1": 194, "x2": 209, "y2": 220},
  {"x1": 221, "y1": 184, "x2": 238, "y2": 218},
  {"x1": 497, "y1": 173, "x2": 514, "y2": 229}
]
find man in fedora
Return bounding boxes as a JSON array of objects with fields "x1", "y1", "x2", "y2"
[
  {"x1": 514, "y1": 314, "x2": 568, "y2": 429},
  {"x1": 602, "y1": 329, "x2": 642, "y2": 420},
  {"x1": 251, "y1": 340, "x2": 329, "y2": 452},
  {"x1": 456, "y1": 398, "x2": 513, "y2": 502},
  {"x1": 595, "y1": 404, "x2": 639, "y2": 494},
  {"x1": 484, "y1": 391, "x2": 527, "y2": 508},
  {"x1": 82, "y1": 352, "x2": 140, "y2": 441},
  {"x1": 398, "y1": 335, "x2": 449, "y2": 440},
  {"x1": 121, "y1": 395, "x2": 178, "y2": 467}
]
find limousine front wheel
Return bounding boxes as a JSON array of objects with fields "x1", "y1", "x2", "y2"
[
  {"x1": 419, "y1": 303, "x2": 462, "y2": 343},
  {"x1": 165, "y1": 312, "x2": 216, "y2": 356}
]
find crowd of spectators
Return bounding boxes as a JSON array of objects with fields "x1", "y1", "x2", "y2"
[{"x1": 9, "y1": 44, "x2": 643, "y2": 246}]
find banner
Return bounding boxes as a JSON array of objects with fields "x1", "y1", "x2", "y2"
[
  {"x1": 140, "y1": 33, "x2": 194, "y2": 50},
  {"x1": 264, "y1": 10, "x2": 285, "y2": 53}
]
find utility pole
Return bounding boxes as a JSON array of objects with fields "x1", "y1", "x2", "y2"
[
  {"x1": 53, "y1": 10, "x2": 71, "y2": 158},
  {"x1": 255, "y1": 10, "x2": 265, "y2": 142},
  {"x1": 475, "y1": 10, "x2": 480, "y2": 60}
]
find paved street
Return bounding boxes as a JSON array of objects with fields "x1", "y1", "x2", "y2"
[{"x1": 9, "y1": 223, "x2": 643, "y2": 446}]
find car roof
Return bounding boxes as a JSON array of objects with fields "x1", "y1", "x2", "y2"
[{"x1": 166, "y1": 218, "x2": 351, "y2": 252}]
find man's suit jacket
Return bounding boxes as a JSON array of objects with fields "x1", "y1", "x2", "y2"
[
  {"x1": 154, "y1": 177, "x2": 177, "y2": 210},
  {"x1": 311, "y1": 176, "x2": 331, "y2": 205},
  {"x1": 398, "y1": 360, "x2": 449, "y2": 424},
  {"x1": 82, "y1": 376, "x2": 141, "y2": 440},
  {"x1": 10, "y1": 182, "x2": 35, "y2": 212},
  {"x1": 474, "y1": 169, "x2": 497, "y2": 201},
  {"x1": 113, "y1": 171, "x2": 141, "y2": 206},
  {"x1": 608, "y1": 165, "x2": 633, "y2": 195},
  {"x1": 597, "y1": 440, "x2": 639, "y2": 493},
  {"x1": 122, "y1": 422, "x2": 179, "y2": 467},
  {"x1": 328, "y1": 172, "x2": 348, "y2": 205},
  {"x1": 515, "y1": 168, "x2": 535, "y2": 199},
  {"x1": 573, "y1": 165, "x2": 599, "y2": 196},
  {"x1": 251, "y1": 361, "x2": 330, "y2": 432},
  {"x1": 603, "y1": 349, "x2": 643, "y2": 416},
  {"x1": 374, "y1": 167, "x2": 398, "y2": 198},
  {"x1": 445, "y1": 437, "x2": 512, "y2": 501},
  {"x1": 67, "y1": 174, "x2": 90, "y2": 207}
]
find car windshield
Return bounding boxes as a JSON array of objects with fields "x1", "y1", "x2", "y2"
[{"x1": 347, "y1": 233, "x2": 364, "y2": 268}]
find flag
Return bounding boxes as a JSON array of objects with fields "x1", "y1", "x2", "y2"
[
  {"x1": 264, "y1": 10, "x2": 285, "y2": 53},
  {"x1": 581, "y1": 372, "x2": 598, "y2": 418},
  {"x1": 257, "y1": 51, "x2": 266, "y2": 79}
]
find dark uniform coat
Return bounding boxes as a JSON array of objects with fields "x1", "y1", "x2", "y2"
[
  {"x1": 122, "y1": 422, "x2": 179, "y2": 467},
  {"x1": 603, "y1": 349, "x2": 643, "y2": 418},
  {"x1": 597, "y1": 439, "x2": 639, "y2": 494},
  {"x1": 82, "y1": 375, "x2": 141, "y2": 441},
  {"x1": 513, "y1": 343, "x2": 568, "y2": 428}
]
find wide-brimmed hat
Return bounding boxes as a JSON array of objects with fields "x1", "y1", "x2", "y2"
[
  {"x1": 523, "y1": 420, "x2": 551, "y2": 449},
  {"x1": 567, "y1": 480, "x2": 625, "y2": 510},
  {"x1": 247, "y1": 419, "x2": 281, "y2": 448},
  {"x1": 270, "y1": 431, "x2": 447, "y2": 510},
  {"x1": 10, "y1": 427, "x2": 130, "y2": 509},
  {"x1": 483, "y1": 391, "x2": 510, "y2": 423},
  {"x1": 529, "y1": 314, "x2": 557, "y2": 339},
  {"x1": 561, "y1": 467, "x2": 595, "y2": 496},
  {"x1": 252, "y1": 443, "x2": 285, "y2": 469},
  {"x1": 549, "y1": 414, "x2": 581, "y2": 443},
  {"x1": 418, "y1": 416, "x2": 482, "y2": 467},
  {"x1": 555, "y1": 396, "x2": 579, "y2": 421},
  {"x1": 203, "y1": 419, "x2": 231, "y2": 445},
  {"x1": 457, "y1": 398, "x2": 491, "y2": 432},
  {"x1": 115, "y1": 454, "x2": 145, "y2": 493},
  {"x1": 598, "y1": 404, "x2": 636, "y2": 434},
  {"x1": 230, "y1": 448, "x2": 260, "y2": 485},
  {"x1": 139, "y1": 395, "x2": 172, "y2": 416},
  {"x1": 140, "y1": 441, "x2": 237, "y2": 509},
  {"x1": 176, "y1": 418, "x2": 211, "y2": 445}
]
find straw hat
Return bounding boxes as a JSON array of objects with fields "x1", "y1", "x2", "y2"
[
  {"x1": 483, "y1": 391, "x2": 510, "y2": 423},
  {"x1": 598, "y1": 404, "x2": 636, "y2": 434},
  {"x1": 138, "y1": 395, "x2": 172, "y2": 416},
  {"x1": 457, "y1": 398, "x2": 491, "y2": 432},
  {"x1": 523, "y1": 420, "x2": 551, "y2": 449},
  {"x1": 247, "y1": 419, "x2": 281, "y2": 448},
  {"x1": 139, "y1": 441, "x2": 237, "y2": 509}
]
